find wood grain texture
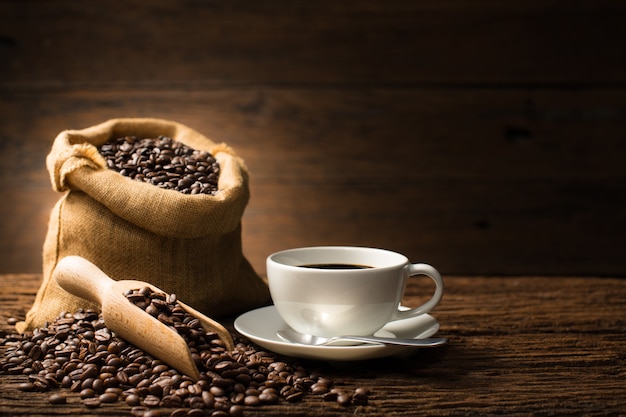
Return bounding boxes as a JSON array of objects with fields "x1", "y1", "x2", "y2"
[
  {"x1": 2, "y1": 274, "x2": 625, "y2": 416},
  {"x1": 1, "y1": 89, "x2": 624, "y2": 276},
  {"x1": 2, "y1": 0, "x2": 626, "y2": 85},
  {"x1": 1, "y1": 0, "x2": 626, "y2": 276}
]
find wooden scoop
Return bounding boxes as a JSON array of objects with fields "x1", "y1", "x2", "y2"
[{"x1": 53, "y1": 255, "x2": 234, "y2": 380}]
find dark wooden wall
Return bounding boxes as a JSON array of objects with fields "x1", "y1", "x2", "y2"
[{"x1": 1, "y1": 0, "x2": 625, "y2": 276}]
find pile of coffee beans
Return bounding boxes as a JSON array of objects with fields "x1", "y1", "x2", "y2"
[
  {"x1": 99, "y1": 135, "x2": 220, "y2": 195},
  {"x1": 1, "y1": 288, "x2": 370, "y2": 417}
]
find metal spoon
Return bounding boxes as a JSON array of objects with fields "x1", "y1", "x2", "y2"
[{"x1": 277, "y1": 328, "x2": 447, "y2": 347}]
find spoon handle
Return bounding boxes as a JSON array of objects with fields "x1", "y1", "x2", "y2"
[{"x1": 334, "y1": 336, "x2": 448, "y2": 347}]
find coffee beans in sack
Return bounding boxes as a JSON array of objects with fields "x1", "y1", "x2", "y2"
[{"x1": 17, "y1": 118, "x2": 270, "y2": 332}]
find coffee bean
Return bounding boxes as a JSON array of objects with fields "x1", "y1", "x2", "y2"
[
  {"x1": 99, "y1": 136, "x2": 220, "y2": 195},
  {"x1": 337, "y1": 390, "x2": 353, "y2": 406},
  {"x1": 126, "y1": 394, "x2": 141, "y2": 406},
  {"x1": 311, "y1": 382, "x2": 329, "y2": 394},
  {"x1": 200, "y1": 391, "x2": 214, "y2": 408},
  {"x1": 1, "y1": 300, "x2": 371, "y2": 417},
  {"x1": 169, "y1": 409, "x2": 187, "y2": 417},
  {"x1": 92, "y1": 377, "x2": 105, "y2": 393},
  {"x1": 285, "y1": 389, "x2": 305, "y2": 402},
  {"x1": 353, "y1": 386, "x2": 370, "y2": 405},
  {"x1": 61, "y1": 375, "x2": 72, "y2": 388},
  {"x1": 259, "y1": 390, "x2": 279, "y2": 404},
  {"x1": 80, "y1": 388, "x2": 96, "y2": 399},
  {"x1": 144, "y1": 395, "x2": 161, "y2": 407},
  {"x1": 244, "y1": 395, "x2": 261, "y2": 406},
  {"x1": 82, "y1": 397, "x2": 102, "y2": 408},
  {"x1": 130, "y1": 406, "x2": 149, "y2": 416},
  {"x1": 106, "y1": 387, "x2": 123, "y2": 396},
  {"x1": 161, "y1": 394, "x2": 182, "y2": 408},
  {"x1": 81, "y1": 365, "x2": 98, "y2": 380},
  {"x1": 48, "y1": 393, "x2": 66, "y2": 404},
  {"x1": 17, "y1": 382, "x2": 35, "y2": 392},
  {"x1": 80, "y1": 377, "x2": 94, "y2": 391},
  {"x1": 99, "y1": 392, "x2": 119, "y2": 403},
  {"x1": 188, "y1": 396, "x2": 205, "y2": 409},
  {"x1": 323, "y1": 391, "x2": 338, "y2": 402},
  {"x1": 229, "y1": 405, "x2": 244, "y2": 417},
  {"x1": 145, "y1": 304, "x2": 159, "y2": 317}
]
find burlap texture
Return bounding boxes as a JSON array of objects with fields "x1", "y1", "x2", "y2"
[{"x1": 17, "y1": 118, "x2": 270, "y2": 332}]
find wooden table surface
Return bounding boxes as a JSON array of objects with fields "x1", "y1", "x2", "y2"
[{"x1": 1, "y1": 273, "x2": 625, "y2": 416}]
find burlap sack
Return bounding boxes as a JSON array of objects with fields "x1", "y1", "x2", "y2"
[{"x1": 17, "y1": 118, "x2": 270, "y2": 332}]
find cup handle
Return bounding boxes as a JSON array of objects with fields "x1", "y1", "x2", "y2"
[{"x1": 392, "y1": 263, "x2": 443, "y2": 321}]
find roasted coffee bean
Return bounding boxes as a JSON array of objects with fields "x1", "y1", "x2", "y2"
[
  {"x1": 169, "y1": 409, "x2": 187, "y2": 417},
  {"x1": 48, "y1": 393, "x2": 66, "y2": 404},
  {"x1": 152, "y1": 364, "x2": 169, "y2": 374},
  {"x1": 93, "y1": 377, "x2": 106, "y2": 393},
  {"x1": 61, "y1": 375, "x2": 72, "y2": 388},
  {"x1": 106, "y1": 387, "x2": 123, "y2": 398},
  {"x1": 99, "y1": 392, "x2": 119, "y2": 403},
  {"x1": 126, "y1": 393, "x2": 141, "y2": 406},
  {"x1": 82, "y1": 397, "x2": 102, "y2": 408},
  {"x1": 17, "y1": 382, "x2": 35, "y2": 392},
  {"x1": 188, "y1": 396, "x2": 205, "y2": 409},
  {"x1": 353, "y1": 387, "x2": 370, "y2": 405},
  {"x1": 81, "y1": 365, "x2": 98, "y2": 380},
  {"x1": 1, "y1": 302, "x2": 371, "y2": 417},
  {"x1": 336, "y1": 390, "x2": 353, "y2": 406},
  {"x1": 259, "y1": 389, "x2": 280, "y2": 404},
  {"x1": 311, "y1": 381, "x2": 330, "y2": 394},
  {"x1": 209, "y1": 385, "x2": 226, "y2": 397},
  {"x1": 229, "y1": 405, "x2": 244, "y2": 417},
  {"x1": 244, "y1": 395, "x2": 261, "y2": 406},
  {"x1": 81, "y1": 377, "x2": 94, "y2": 390},
  {"x1": 144, "y1": 395, "x2": 161, "y2": 407},
  {"x1": 130, "y1": 406, "x2": 149, "y2": 416},
  {"x1": 161, "y1": 394, "x2": 183, "y2": 407},
  {"x1": 285, "y1": 389, "x2": 305, "y2": 403},
  {"x1": 80, "y1": 388, "x2": 96, "y2": 399},
  {"x1": 201, "y1": 391, "x2": 215, "y2": 408},
  {"x1": 323, "y1": 391, "x2": 339, "y2": 402},
  {"x1": 99, "y1": 136, "x2": 220, "y2": 195}
]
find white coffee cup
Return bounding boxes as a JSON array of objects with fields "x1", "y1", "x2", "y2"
[{"x1": 266, "y1": 246, "x2": 444, "y2": 337}]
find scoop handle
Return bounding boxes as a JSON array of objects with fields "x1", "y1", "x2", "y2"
[
  {"x1": 53, "y1": 256, "x2": 113, "y2": 307},
  {"x1": 53, "y1": 255, "x2": 203, "y2": 381}
]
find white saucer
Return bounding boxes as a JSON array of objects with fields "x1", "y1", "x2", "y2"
[{"x1": 234, "y1": 305, "x2": 441, "y2": 361}]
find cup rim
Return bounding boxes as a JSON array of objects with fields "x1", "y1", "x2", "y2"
[{"x1": 267, "y1": 246, "x2": 408, "y2": 272}]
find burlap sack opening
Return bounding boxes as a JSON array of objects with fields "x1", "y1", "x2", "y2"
[{"x1": 17, "y1": 118, "x2": 270, "y2": 332}]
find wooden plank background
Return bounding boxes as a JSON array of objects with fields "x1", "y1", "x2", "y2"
[{"x1": 1, "y1": 0, "x2": 625, "y2": 276}]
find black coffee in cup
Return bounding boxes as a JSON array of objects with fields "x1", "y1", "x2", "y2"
[{"x1": 299, "y1": 263, "x2": 373, "y2": 270}]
